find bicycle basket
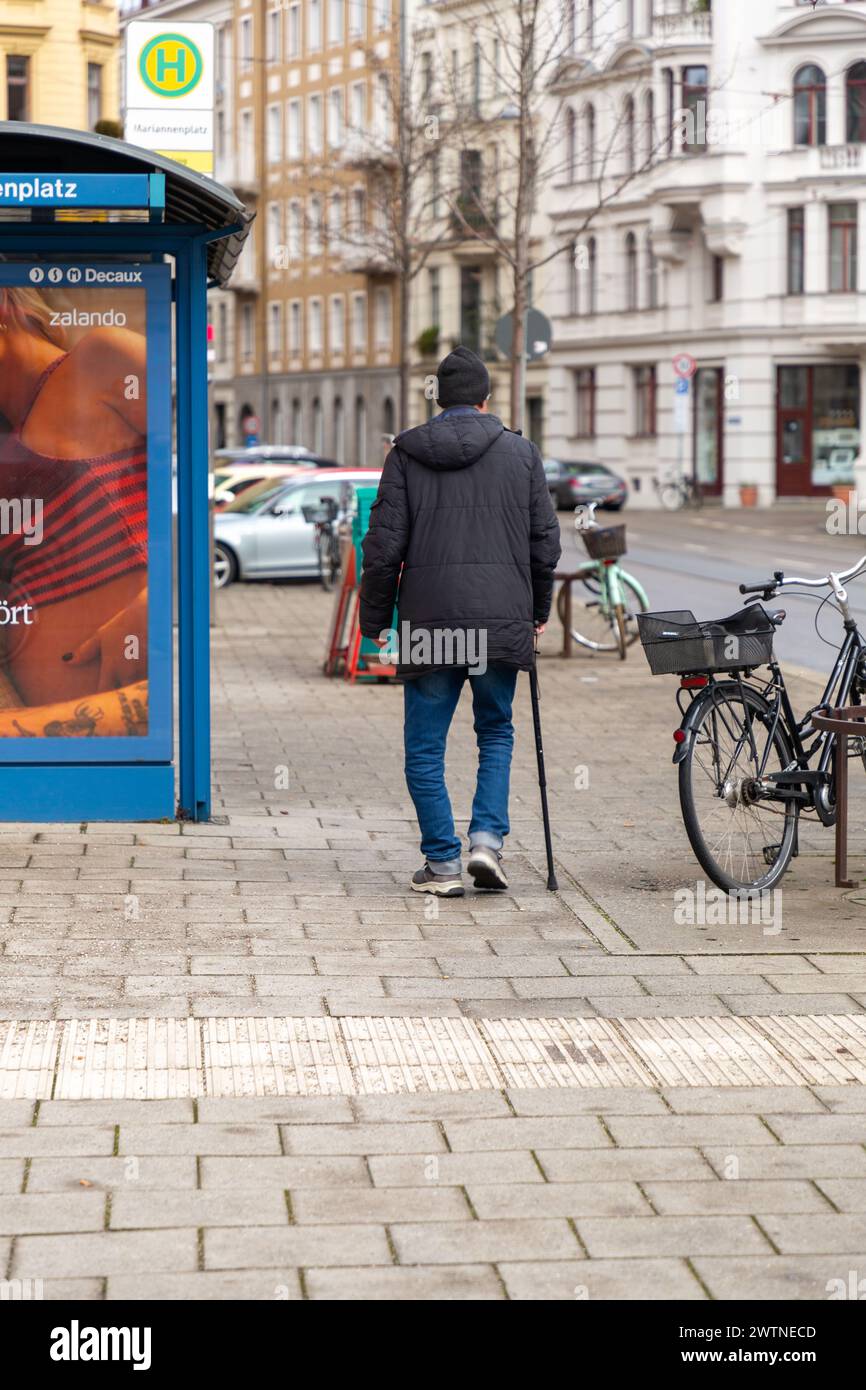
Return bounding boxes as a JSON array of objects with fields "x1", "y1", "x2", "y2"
[
  {"x1": 637, "y1": 605, "x2": 775, "y2": 677},
  {"x1": 302, "y1": 498, "x2": 339, "y2": 525},
  {"x1": 581, "y1": 524, "x2": 627, "y2": 561}
]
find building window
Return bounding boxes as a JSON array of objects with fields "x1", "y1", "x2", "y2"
[
  {"x1": 312, "y1": 398, "x2": 324, "y2": 454},
  {"x1": 375, "y1": 74, "x2": 389, "y2": 139},
  {"x1": 6, "y1": 55, "x2": 29, "y2": 122},
  {"x1": 239, "y1": 109, "x2": 254, "y2": 181},
  {"x1": 374, "y1": 0, "x2": 390, "y2": 32},
  {"x1": 472, "y1": 41, "x2": 482, "y2": 112},
  {"x1": 328, "y1": 88, "x2": 344, "y2": 147},
  {"x1": 586, "y1": 0, "x2": 595, "y2": 47},
  {"x1": 646, "y1": 234, "x2": 658, "y2": 309},
  {"x1": 351, "y1": 188, "x2": 365, "y2": 234},
  {"x1": 584, "y1": 103, "x2": 596, "y2": 177},
  {"x1": 663, "y1": 67, "x2": 674, "y2": 155},
  {"x1": 87, "y1": 64, "x2": 102, "y2": 130},
  {"x1": 268, "y1": 302, "x2": 283, "y2": 356},
  {"x1": 429, "y1": 266, "x2": 441, "y2": 328},
  {"x1": 643, "y1": 89, "x2": 654, "y2": 166},
  {"x1": 625, "y1": 232, "x2": 638, "y2": 310},
  {"x1": 309, "y1": 298, "x2": 323, "y2": 352},
  {"x1": 623, "y1": 97, "x2": 635, "y2": 175},
  {"x1": 350, "y1": 81, "x2": 365, "y2": 138},
  {"x1": 565, "y1": 107, "x2": 576, "y2": 181},
  {"x1": 241, "y1": 303, "x2": 254, "y2": 361},
  {"x1": 309, "y1": 195, "x2": 323, "y2": 255},
  {"x1": 330, "y1": 295, "x2": 345, "y2": 353},
  {"x1": 568, "y1": 240, "x2": 580, "y2": 316},
  {"x1": 352, "y1": 292, "x2": 366, "y2": 351},
  {"x1": 288, "y1": 200, "x2": 302, "y2": 257},
  {"x1": 847, "y1": 62, "x2": 866, "y2": 143},
  {"x1": 349, "y1": 0, "x2": 365, "y2": 38},
  {"x1": 267, "y1": 8, "x2": 281, "y2": 62},
  {"x1": 383, "y1": 397, "x2": 395, "y2": 436},
  {"x1": 829, "y1": 202, "x2": 857, "y2": 292},
  {"x1": 287, "y1": 100, "x2": 302, "y2": 159},
  {"x1": 289, "y1": 300, "x2": 303, "y2": 354},
  {"x1": 375, "y1": 287, "x2": 392, "y2": 349},
  {"x1": 329, "y1": 0, "x2": 344, "y2": 45},
  {"x1": 575, "y1": 368, "x2": 596, "y2": 438},
  {"x1": 334, "y1": 396, "x2": 345, "y2": 461},
  {"x1": 710, "y1": 254, "x2": 724, "y2": 302},
  {"x1": 267, "y1": 202, "x2": 282, "y2": 261},
  {"x1": 309, "y1": 0, "x2": 322, "y2": 51},
  {"x1": 787, "y1": 207, "x2": 805, "y2": 295},
  {"x1": 286, "y1": 4, "x2": 301, "y2": 59},
  {"x1": 309, "y1": 94, "x2": 323, "y2": 154},
  {"x1": 217, "y1": 301, "x2": 228, "y2": 364},
  {"x1": 355, "y1": 395, "x2": 367, "y2": 467},
  {"x1": 328, "y1": 192, "x2": 343, "y2": 251},
  {"x1": 682, "y1": 65, "x2": 708, "y2": 152},
  {"x1": 633, "y1": 365, "x2": 656, "y2": 436},
  {"x1": 793, "y1": 64, "x2": 826, "y2": 147},
  {"x1": 460, "y1": 265, "x2": 482, "y2": 353},
  {"x1": 587, "y1": 236, "x2": 597, "y2": 314},
  {"x1": 291, "y1": 398, "x2": 303, "y2": 443},
  {"x1": 240, "y1": 16, "x2": 253, "y2": 72},
  {"x1": 267, "y1": 105, "x2": 282, "y2": 163}
]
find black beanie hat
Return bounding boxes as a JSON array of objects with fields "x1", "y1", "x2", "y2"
[{"x1": 436, "y1": 345, "x2": 491, "y2": 407}]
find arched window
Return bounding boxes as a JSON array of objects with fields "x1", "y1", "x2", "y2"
[
  {"x1": 312, "y1": 397, "x2": 324, "y2": 455},
  {"x1": 584, "y1": 103, "x2": 596, "y2": 178},
  {"x1": 587, "y1": 236, "x2": 597, "y2": 314},
  {"x1": 643, "y1": 89, "x2": 654, "y2": 166},
  {"x1": 568, "y1": 238, "x2": 580, "y2": 315},
  {"x1": 382, "y1": 397, "x2": 395, "y2": 436},
  {"x1": 565, "y1": 106, "x2": 577, "y2": 181},
  {"x1": 646, "y1": 233, "x2": 658, "y2": 310},
  {"x1": 623, "y1": 97, "x2": 635, "y2": 175},
  {"x1": 847, "y1": 62, "x2": 866, "y2": 143},
  {"x1": 625, "y1": 232, "x2": 638, "y2": 311},
  {"x1": 793, "y1": 64, "x2": 826, "y2": 147},
  {"x1": 334, "y1": 395, "x2": 345, "y2": 462},
  {"x1": 355, "y1": 394, "x2": 367, "y2": 467}
]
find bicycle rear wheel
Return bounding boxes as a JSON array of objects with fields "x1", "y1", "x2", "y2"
[
  {"x1": 557, "y1": 571, "x2": 646, "y2": 653},
  {"x1": 679, "y1": 684, "x2": 798, "y2": 894},
  {"x1": 658, "y1": 484, "x2": 684, "y2": 511}
]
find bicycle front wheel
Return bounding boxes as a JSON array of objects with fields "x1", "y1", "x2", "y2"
[
  {"x1": 658, "y1": 484, "x2": 684, "y2": 511},
  {"x1": 558, "y1": 572, "x2": 647, "y2": 653},
  {"x1": 679, "y1": 684, "x2": 798, "y2": 894},
  {"x1": 319, "y1": 533, "x2": 340, "y2": 592}
]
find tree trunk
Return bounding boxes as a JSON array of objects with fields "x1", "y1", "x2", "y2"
[
  {"x1": 510, "y1": 261, "x2": 527, "y2": 434},
  {"x1": 399, "y1": 266, "x2": 411, "y2": 432}
]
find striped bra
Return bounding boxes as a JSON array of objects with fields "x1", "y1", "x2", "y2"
[{"x1": 0, "y1": 353, "x2": 147, "y2": 609}]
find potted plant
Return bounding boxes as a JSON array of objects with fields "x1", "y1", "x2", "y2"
[
  {"x1": 416, "y1": 325, "x2": 440, "y2": 357},
  {"x1": 740, "y1": 480, "x2": 759, "y2": 507}
]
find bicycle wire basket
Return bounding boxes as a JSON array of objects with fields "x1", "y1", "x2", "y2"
[
  {"x1": 581, "y1": 524, "x2": 627, "y2": 561},
  {"x1": 636, "y1": 605, "x2": 775, "y2": 677}
]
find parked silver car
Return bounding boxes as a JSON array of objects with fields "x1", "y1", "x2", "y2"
[{"x1": 213, "y1": 468, "x2": 382, "y2": 587}]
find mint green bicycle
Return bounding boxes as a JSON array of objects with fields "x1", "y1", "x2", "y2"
[{"x1": 556, "y1": 503, "x2": 649, "y2": 660}]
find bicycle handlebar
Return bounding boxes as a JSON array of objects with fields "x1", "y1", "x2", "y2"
[{"x1": 739, "y1": 554, "x2": 866, "y2": 596}]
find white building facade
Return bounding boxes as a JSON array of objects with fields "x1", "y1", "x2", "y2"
[{"x1": 545, "y1": 0, "x2": 866, "y2": 506}]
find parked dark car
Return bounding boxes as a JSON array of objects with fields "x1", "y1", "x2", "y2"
[{"x1": 543, "y1": 459, "x2": 628, "y2": 511}]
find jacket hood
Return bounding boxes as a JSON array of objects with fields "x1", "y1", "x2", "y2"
[{"x1": 395, "y1": 411, "x2": 506, "y2": 472}]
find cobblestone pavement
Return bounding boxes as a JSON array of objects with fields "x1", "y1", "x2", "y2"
[{"x1": 1, "y1": 578, "x2": 865, "y2": 1300}]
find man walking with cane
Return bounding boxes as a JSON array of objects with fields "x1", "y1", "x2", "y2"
[{"x1": 360, "y1": 346, "x2": 561, "y2": 896}]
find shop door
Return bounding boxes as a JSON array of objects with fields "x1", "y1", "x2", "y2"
[
  {"x1": 693, "y1": 367, "x2": 723, "y2": 497},
  {"x1": 776, "y1": 366, "x2": 812, "y2": 497}
]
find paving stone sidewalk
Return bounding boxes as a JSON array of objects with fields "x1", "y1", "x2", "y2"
[{"x1": 0, "y1": 580, "x2": 865, "y2": 1300}]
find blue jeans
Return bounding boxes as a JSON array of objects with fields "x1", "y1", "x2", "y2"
[{"x1": 403, "y1": 664, "x2": 518, "y2": 874}]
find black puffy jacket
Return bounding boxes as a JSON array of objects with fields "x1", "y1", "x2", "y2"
[{"x1": 359, "y1": 409, "x2": 561, "y2": 676}]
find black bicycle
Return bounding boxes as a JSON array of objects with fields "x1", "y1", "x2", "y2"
[
  {"x1": 302, "y1": 498, "x2": 342, "y2": 592},
  {"x1": 637, "y1": 554, "x2": 866, "y2": 894}
]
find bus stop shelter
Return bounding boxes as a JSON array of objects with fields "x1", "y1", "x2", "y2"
[{"x1": 0, "y1": 122, "x2": 251, "y2": 822}]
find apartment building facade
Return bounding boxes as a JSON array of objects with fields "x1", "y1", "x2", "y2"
[
  {"x1": 406, "y1": 0, "x2": 550, "y2": 441},
  {"x1": 1, "y1": 0, "x2": 120, "y2": 129},
  {"x1": 122, "y1": 0, "x2": 401, "y2": 459},
  {"x1": 546, "y1": 0, "x2": 866, "y2": 505}
]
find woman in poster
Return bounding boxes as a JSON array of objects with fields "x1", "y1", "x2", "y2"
[{"x1": 0, "y1": 283, "x2": 149, "y2": 736}]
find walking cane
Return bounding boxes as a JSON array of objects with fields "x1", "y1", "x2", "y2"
[{"x1": 529, "y1": 637, "x2": 558, "y2": 892}]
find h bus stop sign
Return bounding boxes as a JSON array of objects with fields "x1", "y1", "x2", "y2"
[{"x1": 0, "y1": 123, "x2": 252, "y2": 822}]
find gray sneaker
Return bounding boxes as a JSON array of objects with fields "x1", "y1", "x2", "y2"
[
  {"x1": 410, "y1": 863, "x2": 464, "y2": 897},
  {"x1": 467, "y1": 845, "x2": 508, "y2": 891}
]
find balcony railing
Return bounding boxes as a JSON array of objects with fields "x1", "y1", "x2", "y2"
[
  {"x1": 652, "y1": 10, "x2": 712, "y2": 42},
  {"x1": 449, "y1": 196, "x2": 500, "y2": 238}
]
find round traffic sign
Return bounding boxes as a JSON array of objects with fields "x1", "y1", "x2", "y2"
[{"x1": 672, "y1": 352, "x2": 697, "y2": 379}]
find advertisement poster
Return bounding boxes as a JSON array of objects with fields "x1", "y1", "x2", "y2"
[{"x1": 0, "y1": 263, "x2": 171, "y2": 755}]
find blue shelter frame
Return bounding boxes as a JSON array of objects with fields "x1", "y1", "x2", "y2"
[{"x1": 0, "y1": 124, "x2": 252, "y2": 822}]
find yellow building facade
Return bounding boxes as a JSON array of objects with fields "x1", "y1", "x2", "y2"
[{"x1": 0, "y1": 0, "x2": 120, "y2": 130}]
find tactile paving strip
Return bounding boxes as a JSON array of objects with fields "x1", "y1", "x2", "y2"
[{"x1": 1, "y1": 1014, "x2": 865, "y2": 1099}]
